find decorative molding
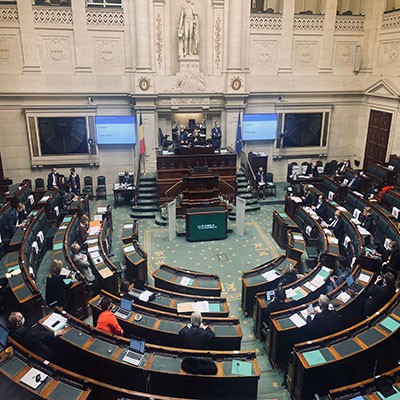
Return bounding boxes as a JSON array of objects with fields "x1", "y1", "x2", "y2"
[
  {"x1": 33, "y1": 9, "x2": 72, "y2": 24},
  {"x1": 249, "y1": 15, "x2": 282, "y2": 30},
  {"x1": 94, "y1": 39, "x2": 121, "y2": 64},
  {"x1": 231, "y1": 76, "x2": 242, "y2": 91},
  {"x1": 293, "y1": 16, "x2": 324, "y2": 31},
  {"x1": 334, "y1": 42, "x2": 356, "y2": 66},
  {"x1": 214, "y1": 16, "x2": 222, "y2": 68},
  {"x1": 378, "y1": 40, "x2": 400, "y2": 67},
  {"x1": 155, "y1": 13, "x2": 163, "y2": 69},
  {"x1": 86, "y1": 10, "x2": 124, "y2": 26},
  {"x1": 253, "y1": 40, "x2": 275, "y2": 67},
  {"x1": 0, "y1": 7, "x2": 18, "y2": 23},
  {"x1": 294, "y1": 42, "x2": 318, "y2": 66},
  {"x1": 365, "y1": 79, "x2": 399, "y2": 99},
  {"x1": 335, "y1": 16, "x2": 364, "y2": 32},
  {"x1": 0, "y1": 35, "x2": 18, "y2": 64},
  {"x1": 382, "y1": 11, "x2": 400, "y2": 30},
  {"x1": 138, "y1": 76, "x2": 151, "y2": 91},
  {"x1": 43, "y1": 37, "x2": 71, "y2": 64}
]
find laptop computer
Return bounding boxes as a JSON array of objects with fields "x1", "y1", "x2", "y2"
[
  {"x1": 122, "y1": 337, "x2": 146, "y2": 366},
  {"x1": 113, "y1": 297, "x2": 132, "y2": 319},
  {"x1": 0, "y1": 324, "x2": 9, "y2": 349},
  {"x1": 346, "y1": 274, "x2": 364, "y2": 293}
]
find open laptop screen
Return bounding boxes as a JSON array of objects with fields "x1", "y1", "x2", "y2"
[
  {"x1": 346, "y1": 274, "x2": 354, "y2": 287},
  {"x1": 130, "y1": 338, "x2": 145, "y2": 354},
  {"x1": 0, "y1": 324, "x2": 9, "y2": 348},
  {"x1": 120, "y1": 297, "x2": 132, "y2": 311}
]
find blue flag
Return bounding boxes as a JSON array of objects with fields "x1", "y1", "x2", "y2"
[{"x1": 235, "y1": 111, "x2": 242, "y2": 154}]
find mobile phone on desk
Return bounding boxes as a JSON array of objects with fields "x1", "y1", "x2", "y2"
[{"x1": 309, "y1": 304, "x2": 314, "y2": 314}]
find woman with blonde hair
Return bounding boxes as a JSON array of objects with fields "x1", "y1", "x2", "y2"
[{"x1": 45, "y1": 259, "x2": 68, "y2": 307}]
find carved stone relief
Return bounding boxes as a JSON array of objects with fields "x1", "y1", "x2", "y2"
[
  {"x1": 0, "y1": 35, "x2": 18, "y2": 64},
  {"x1": 334, "y1": 42, "x2": 356, "y2": 66},
  {"x1": 378, "y1": 40, "x2": 400, "y2": 66},
  {"x1": 253, "y1": 40, "x2": 275, "y2": 66},
  {"x1": 294, "y1": 41, "x2": 317, "y2": 66},
  {"x1": 44, "y1": 37, "x2": 70, "y2": 64},
  {"x1": 94, "y1": 39, "x2": 121, "y2": 64}
]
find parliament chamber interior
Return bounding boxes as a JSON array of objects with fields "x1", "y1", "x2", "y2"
[{"x1": 1, "y1": 0, "x2": 400, "y2": 399}]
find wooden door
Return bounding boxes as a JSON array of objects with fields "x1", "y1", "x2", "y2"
[{"x1": 363, "y1": 110, "x2": 392, "y2": 169}]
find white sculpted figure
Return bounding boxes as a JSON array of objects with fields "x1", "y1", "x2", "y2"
[{"x1": 178, "y1": 0, "x2": 199, "y2": 57}]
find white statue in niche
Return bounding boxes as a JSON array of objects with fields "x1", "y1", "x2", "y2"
[{"x1": 178, "y1": 0, "x2": 199, "y2": 57}]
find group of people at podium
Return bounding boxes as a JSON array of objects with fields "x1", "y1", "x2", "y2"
[{"x1": 174, "y1": 120, "x2": 222, "y2": 150}]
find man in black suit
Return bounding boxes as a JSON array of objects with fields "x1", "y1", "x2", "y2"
[
  {"x1": 301, "y1": 184, "x2": 314, "y2": 206},
  {"x1": 5, "y1": 200, "x2": 19, "y2": 239},
  {"x1": 179, "y1": 311, "x2": 215, "y2": 350},
  {"x1": 211, "y1": 120, "x2": 222, "y2": 149},
  {"x1": 348, "y1": 172, "x2": 362, "y2": 191},
  {"x1": 382, "y1": 241, "x2": 400, "y2": 276},
  {"x1": 47, "y1": 167, "x2": 61, "y2": 190},
  {"x1": 256, "y1": 167, "x2": 267, "y2": 199},
  {"x1": 262, "y1": 288, "x2": 292, "y2": 326},
  {"x1": 306, "y1": 294, "x2": 342, "y2": 337},
  {"x1": 306, "y1": 161, "x2": 319, "y2": 177},
  {"x1": 336, "y1": 159, "x2": 351, "y2": 175},
  {"x1": 7, "y1": 311, "x2": 64, "y2": 359},
  {"x1": 329, "y1": 210, "x2": 345, "y2": 242},
  {"x1": 179, "y1": 124, "x2": 188, "y2": 145},
  {"x1": 364, "y1": 272, "x2": 396, "y2": 317},
  {"x1": 312, "y1": 194, "x2": 328, "y2": 221},
  {"x1": 0, "y1": 277, "x2": 12, "y2": 313}
]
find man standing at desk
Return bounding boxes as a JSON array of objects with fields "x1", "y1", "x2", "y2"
[
  {"x1": 179, "y1": 124, "x2": 189, "y2": 145},
  {"x1": 211, "y1": 120, "x2": 222, "y2": 150},
  {"x1": 179, "y1": 311, "x2": 215, "y2": 349},
  {"x1": 47, "y1": 167, "x2": 61, "y2": 190}
]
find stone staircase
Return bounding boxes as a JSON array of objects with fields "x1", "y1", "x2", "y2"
[{"x1": 130, "y1": 173, "x2": 159, "y2": 219}]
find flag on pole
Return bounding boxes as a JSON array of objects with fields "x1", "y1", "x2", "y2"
[
  {"x1": 235, "y1": 111, "x2": 242, "y2": 154},
  {"x1": 139, "y1": 112, "x2": 146, "y2": 155}
]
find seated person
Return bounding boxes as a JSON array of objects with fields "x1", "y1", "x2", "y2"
[
  {"x1": 381, "y1": 241, "x2": 400, "y2": 276},
  {"x1": 5, "y1": 200, "x2": 20, "y2": 239},
  {"x1": 327, "y1": 256, "x2": 351, "y2": 292},
  {"x1": 364, "y1": 272, "x2": 396, "y2": 317},
  {"x1": 0, "y1": 277, "x2": 12, "y2": 313},
  {"x1": 59, "y1": 189, "x2": 78, "y2": 211},
  {"x1": 179, "y1": 124, "x2": 188, "y2": 145},
  {"x1": 71, "y1": 242, "x2": 96, "y2": 283},
  {"x1": 348, "y1": 172, "x2": 362, "y2": 191},
  {"x1": 336, "y1": 159, "x2": 351, "y2": 175},
  {"x1": 120, "y1": 171, "x2": 133, "y2": 186},
  {"x1": 280, "y1": 264, "x2": 298, "y2": 286},
  {"x1": 262, "y1": 288, "x2": 292, "y2": 326},
  {"x1": 306, "y1": 161, "x2": 319, "y2": 177},
  {"x1": 96, "y1": 297, "x2": 124, "y2": 336},
  {"x1": 179, "y1": 311, "x2": 215, "y2": 350},
  {"x1": 16, "y1": 202, "x2": 28, "y2": 226},
  {"x1": 328, "y1": 210, "x2": 345, "y2": 242},
  {"x1": 256, "y1": 167, "x2": 267, "y2": 199},
  {"x1": 45, "y1": 259, "x2": 68, "y2": 307},
  {"x1": 189, "y1": 128, "x2": 204, "y2": 145},
  {"x1": 119, "y1": 280, "x2": 130, "y2": 297},
  {"x1": 7, "y1": 311, "x2": 64, "y2": 360},
  {"x1": 301, "y1": 184, "x2": 314, "y2": 206},
  {"x1": 312, "y1": 194, "x2": 328, "y2": 221},
  {"x1": 307, "y1": 294, "x2": 342, "y2": 337},
  {"x1": 77, "y1": 215, "x2": 89, "y2": 248}
]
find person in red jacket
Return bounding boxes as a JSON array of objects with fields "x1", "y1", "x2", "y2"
[{"x1": 96, "y1": 297, "x2": 124, "y2": 336}]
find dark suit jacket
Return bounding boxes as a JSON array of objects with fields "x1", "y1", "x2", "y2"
[
  {"x1": 360, "y1": 214, "x2": 375, "y2": 236},
  {"x1": 46, "y1": 275, "x2": 67, "y2": 307},
  {"x1": 67, "y1": 174, "x2": 80, "y2": 194},
  {"x1": 307, "y1": 309, "x2": 342, "y2": 338},
  {"x1": 179, "y1": 130, "x2": 188, "y2": 144},
  {"x1": 315, "y1": 202, "x2": 328, "y2": 221},
  {"x1": 386, "y1": 250, "x2": 400, "y2": 275},
  {"x1": 179, "y1": 325, "x2": 215, "y2": 350},
  {"x1": 364, "y1": 284, "x2": 395, "y2": 317},
  {"x1": 306, "y1": 164, "x2": 319, "y2": 177},
  {"x1": 5, "y1": 208, "x2": 18, "y2": 239},
  {"x1": 211, "y1": 127, "x2": 222, "y2": 148},
  {"x1": 331, "y1": 217, "x2": 345, "y2": 242},
  {"x1": 348, "y1": 177, "x2": 362, "y2": 191},
  {"x1": 47, "y1": 172, "x2": 61, "y2": 190},
  {"x1": 263, "y1": 300, "x2": 292, "y2": 325}
]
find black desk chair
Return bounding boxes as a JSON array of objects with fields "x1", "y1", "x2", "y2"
[
  {"x1": 35, "y1": 178, "x2": 45, "y2": 191},
  {"x1": 96, "y1": 176, "x2": 107, "y2": 200},
  {"x1": 82, "y1": 176, "x2": 93, "y2": 200}
]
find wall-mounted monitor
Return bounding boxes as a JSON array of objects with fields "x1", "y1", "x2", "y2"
[
  {"x1": 243, "y1": 113, "x2": 278, "y2": 141},
  {"x1": 95, "y1": 116, "x2": 136, "y2": 145}
]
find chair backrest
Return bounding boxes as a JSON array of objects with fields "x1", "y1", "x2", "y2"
[
  {"x1": 265, "y1": 173, "x2": 274, "y2": 183},
  {"x1": 35, "y1": 178, "x2": 45, "y2": 190},
  {"x1": 301, "y1": 162, "x2": 309, "y2": 175},
  {"x1": 84, "y1": 176, "x2": 93, "y2": 187},
  {"x1": 97, "y1": 176, "x2": 106, "y2": 186}
]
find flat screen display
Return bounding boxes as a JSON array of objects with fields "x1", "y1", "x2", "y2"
[
  {"x1": 186, "y1": 209, "x2": 227, "y2": 242},
  {"x1": 243, "y1": 114, "x2": 278, "y2": 141},
  {"x1": 0, "y1": 324, "x2": 9, "y2": 348},
  {"x1": 95, "y1": 116, "x2": 136, "y2": 145}
]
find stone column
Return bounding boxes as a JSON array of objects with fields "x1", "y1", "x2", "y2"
[
  {"x1": 123, "y1": 0, "x2": 134, "y2": 73},
  {"x1": 71, "y1": 0, "x2": 92, "y2": 73},
  {"x1": 318, "y1": 0, "x2": 337, "y2": 74},
  {"x1": 16, "y1": 0, "x2": 41, "y2": 72},
  {"x1": 134, "y1": 0, "x2": 152, "y2": 71},
  {"x1": 226, "y1": 0, "x2": 243, "y2": 71},
  {"x1": 278, "y1": 0, "x2": 295, "y2": 74},
  {"x1": 212, "y1": 0, "x2": 224, "y2": 75}
]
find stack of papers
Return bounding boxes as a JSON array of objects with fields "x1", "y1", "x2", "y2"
[
  {"x1": 97, "y1": 207, "x2": 107, "y2": 214},
  {"x1": 291, "y1": 196, "x2": 302, "y2": 203},
  {"x1": 337, "y1": 292, "x2": 351, "y2": 303},
  {"x1": 5, "y1": 267, "x2": 21, "y2": 279},
  {"x1": 261, "y1": 269, "x2": 280, "y2": 282},
  {"x1": 124, "y1": 224, "x2": 134, "y2": 229},
  {"x1": 124, "y1": 245, "x2": 135, "y2": 253},
  {"x1": 42, "y1": 313, "x2": 67, "y2": 331},
  {"x1": 88, "y1": 226, "x2": 100, "y2": 236},
  {"x1": 358, "y1": 273, "x2": 370, "y2": 283},
  {"x1": 20, "y1": 368, "x2": 48, "y2": 389},
  {"x1": 139, "y1": 290, "x2": 154, "y2": 302},
  {"x1": 180, "y1": 276, "x2": 194, "y2": 286},
  {"x1": 289, "y1": 313, "x2": 307, "y2": 327}
]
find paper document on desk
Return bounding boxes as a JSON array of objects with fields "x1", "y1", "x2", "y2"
[
  {"x1": 337, "y1": 292, "x2": 351, "y2": 303},
  {"x1": 42, "y1": 313, "x2": 67, "y2": 331},
  {"x1": 87, "y1": 238, "x2": 98, "y2": 245},
  {"x1": 310, "y1": 276, "x2": 325, "y2": 289},
  {"x1": 90, "y1": 251, "x2": 100, "y2": 259},
  {"x1": 89, "y1": 227, "x2": 100, "y2": 236},
  {"x1": 124, "y1": 224, "x2": 134, "y2": 229},
  {"x1": 93, "y1": 214, "x2": 102, "y2": 221},
  {"x1": 289, "y1": 313, "x2": 307, "y2": 327},
  {"x1": 5, "y1": 268, "x2": 21, "y2": 279},
  {"x1": 261, "y1": 269, "x2": 280, "y2": 282},
  {"x1": 358, "y1": 273, "x2": 370, "y2": 283},
  {"x1": 98, "y1": 267, "x2": 113, "y2": 278},
  {"x1": 20, "y1": 367, "x2": 48, "y2": 389},
  {"x1": 139, "y1": 290, "x2": 154, "y2": 302},
  {"x1": 285, "y1": 288, "x2": 296, "y2": 298},
  {"x1": 180, "y1": 276, "x2": 194, "y2": 286},
  {"x1": 304, "y1": 281, "x2": 316, "y2": 291},
  {"x1": 177, "y1": 302, "x2": 194, "y2": 313},
  {"x1": 193, "y1": 301, "x2": 210, "y2": 313},
  {"x1": 124, "y1": 245, "x2": 135, "y2": 253},
  {"x1": 88, "y1": 245, "x2": 99, "y2": 253},
  {"x1": 291, "y1": 196, "x2": 302, "y2": 203},
  {"x1": 60, "y1": 267, "x2": 70, "y2": 277},
  {"x1": 97, "y1": 207, "x2": 107, "y2": 214}
]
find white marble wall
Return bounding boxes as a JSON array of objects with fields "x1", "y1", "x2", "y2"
[{"x1": 0, "y1": 0, "x2": 400, "y2": 184}]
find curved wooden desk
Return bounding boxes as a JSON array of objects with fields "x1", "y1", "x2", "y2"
[
  {"x1": 288, "y1": 291, "x2": 400, "y2": 400},
  {"x1": 152, "y1": 264, "x2": 222, "y2": 297},
  {"x1": 123, "y1": 241, "x2": 148, "y2": 283},
  {"x1": 90, "y1": 290, "x2": 242, "y2": 350},
  {"x1": 39, "y1": 311, "x2": 260, "y2": 399}
]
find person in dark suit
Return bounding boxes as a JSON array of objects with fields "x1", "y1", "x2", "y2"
[
  {"x1": 327, "y1": 256, "x2": 351, "y2": 292},
  {"x1": 211, "y1": 120, "x2": 222, "y2": 149},
  {"x1": 301, "y1": 184, "x2": 314, "y2": 206},
  {"x1": 67, "y1": 168, "x2": 80, "y2": 194},
  {"x1": 7, "y1": 311, "x2": 64, "y2": 359},
  {"x1": 262, "y1": 288, "x2": 292, "y2": 326},
  {"x1": 381, "y1": 241, "x2": 400, "y2": 276},
  {"x1": 306, "y1": 294, "x2": 342, "y2": 337},
  {"x1": 16, "y1": 202, "x2": 28, "y2": 226},
  {"x1": 306, "y1": 161, "x2": 319, "y2": 177},
  {"x1": 77, "y1": 214, "x2": 89, "y2": 248},
  {"x1": 179, "y1": 124, "x2": 188, "y2": 145},
  {"x1": 47, "y1": 167, "x2": 61, "y2": 190},
  {"x1": 336, "y1": 159, "x2": 351, "y2": 175},
  {"x1": 280, "y1": 264, "x2": 298, "y2": 286},
  {"x1": 360, "y1": 206, "x2": 375, "y2": 241},
  {"x1": 312, "y1": 194, "x2": 328, "y2": 221},
  {"x1": 5, "y1": 200, "x2": 19, "y2": 239},
  {"x1": 179, "y1": 311, "x2": 215, "y2": 350},
  {"x1": 348, "y1": 172, "x2": 362, "y2": 191},
  {"x1": 329, "y1": 210, "x2": 345, "y2": 242},
  {"x1": 0, "y1": 277, "x2": 12, "y2": 313},
  {"x1": 45, "y1": 259, "x2": 68, "y2": 307},
  {"x1": 256, "y1": 167, "x2": 267, "y2": 199},
  {"x1": 364, "y1": 272, "x2": 396, "y2": 317},
  {"x1": 189, "y1": 128, "x2": 204, "y2": 146}
]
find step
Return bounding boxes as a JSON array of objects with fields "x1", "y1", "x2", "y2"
[
  {"x1": 238, "y1": 193, "x2": 256, "y2": 199},
  {"x1": 139, "y1": 173, "x2": 156, "y2": 181},
  {"x1": 130, "y1": 211, "x2": 157, "y2": 219},
  {"x1": 237, "y1": 181, "x2": 248, "y2": 188},
  {"x1": 237, "y1": 176, "x2": 248, "y2": 183},
  {"x1": 155, "y1": 212, "x2": 168, "y2": 226},
  {"x1": 139, "y1": 182, "x2": 157, "y2": 189},
  {"x1": 137, "y1": 198, "x2": 158, "y2": 206},
  {"x1": 131, "y1": 204, "x2": 159, "y2": 212},
  {"x1": 138, "y1": 189, "x2": 157, "y2": 196}
]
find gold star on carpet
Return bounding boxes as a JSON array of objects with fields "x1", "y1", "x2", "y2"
[
  {"x1": 272, "y1": 382, "x2": 279, "y2": 388},
  {"x1": 225, "y1": 282, "x2": 236, "y2": 292}
]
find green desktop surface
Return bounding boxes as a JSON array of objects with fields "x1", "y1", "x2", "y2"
[
  {"x1": 376, "y1": 386, "x2": 399, "y2": 400},
  {"x1": 148, "y1": 355, "x2": 182, "y2": 373},
  {"x1": 213, "y1": 325, "x2": 237, "y2": 336},
  {"x1": 230, "y1": 360, "x2": 253, "y2": 376},
  {"x1": 88, "y1": 339, "x2": 118, "y2": 358},
  {"x1": 63, "y1": 328, "x2": 91, "y2": 347},
  {"x1": 6, "y1": 252, "x2": 19, "y2": 264},
  {"x1": 378, "y1": 316, "x2": 400, "y2": 334},
  {"x1": 303, "y1": 349, "x2": 327, "y2": 366},
  {"x1": 357, "y1": 327, "x2": 385, "y2": 347},
  {"x1": 332, "y1": 338, "x2": 363, "y2": 357},
  {"x1": 158, "y1": 320, "x2": 179, "y2": 333},
  {"x1": 155, "y1": 268, "x2": 175, "y2": 281},
  {"x1": 392, "y1": 304, "x2": 400, "y2": 318},
  {"x1": 199, "y1": 278, "x2": 219, "y2": 289},
  {"x1": 277, "y1": 317, "x2": 296, "y2": 330},
  {"x1": 9, "y1": 273, "x2": 24, "y2": 288},
  {"x1": 48, "y1": 381, "x2": 84, "y2": 400},
  {"x1": 63, "y1": 216, "x2": 72, "y2": 223},
  {"x1": 135, "y1": 315, "x2": 156, "y2": 328},
  {"x1": 244, "y1": 273, "x2": 264, "y2": 286},
  {"x1": 128, "y1": 252, "x2": 142, "y2": 263},
  {"x1": 155, "y1": 295, "x2": 172, "y2": 306},
  {"x1": 53, "y1": 242, "x2": 63, "y2": 251},
  {"x1": 209, "y1": 303, "x2": 221, "y2": 312},
  {"x1": 14, "y1": 285, "x2": 31, "y2": 301},
  {"x1": 0, "y1": 357, "x2": 25, "y2": 377}
]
